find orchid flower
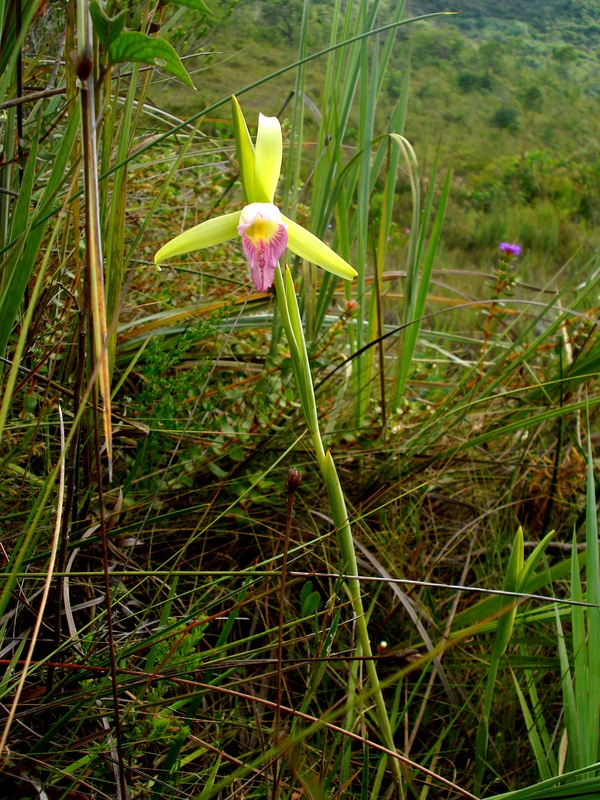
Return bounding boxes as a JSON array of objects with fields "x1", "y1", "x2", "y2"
[{"x1": 154, "y1": 96, "x2": 357, "y2": 292}]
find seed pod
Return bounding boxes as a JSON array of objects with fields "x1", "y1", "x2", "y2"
[
  {"x1": 76, "y1": 46, "x2": 93, "y2": 81},
  {"x1": 286, "y1": 467, "x2": 303, "y2": 493}
]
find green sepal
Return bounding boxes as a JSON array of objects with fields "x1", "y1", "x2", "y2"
[
  {"x1": 154, "y1": 211, "x2": 241, "y2": 265},
  {"x1": 284, "y1": 215, "x2": 357, "y2": 281},
  {"x1": 254, "y1": 112, "x2": 282, "y2": 203},
  {"x1": 231, "y1": 96, "x2": 256, "y2": 203}
]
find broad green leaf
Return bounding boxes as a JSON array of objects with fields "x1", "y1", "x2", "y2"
[
  {"x1": 301, "y1": 590, "x2": 321, "y2": 617},
  {"x1": 300, "y1": 581, "x2": 313, "y2": 610},
  {"x1": 395, "y1": 161, "x2": 451, "y2": 400},
  {"x1": 108, "y1": 32, "x2": 195, "y2": 89},
  {"x1": 197, "y1": 756, "x2": 222, "y2": 800},
  {"x1": 280, "y1": 265, "x2": 311, "y2": 417},
  {"x1": 284, "y1": 265, "x2": 306, "y2": 366},
  {"x1": 89, "y1": 0, "x2": 127, "y2": 50},
  {"x1": 164, "y1": 0, "x2": 211, "y2": 14}
]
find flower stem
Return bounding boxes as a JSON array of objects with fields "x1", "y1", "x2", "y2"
[{"x1": 274, "y1": 263, "x2": 403, "y2": 788}]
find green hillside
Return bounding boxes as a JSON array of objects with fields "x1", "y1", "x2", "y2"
[
  {"x1": 409, "y1": 0, "x2": 600, "y2": 45},
  {"x1": 161, "y1": 1, "x2": 600, "y2": 280}
]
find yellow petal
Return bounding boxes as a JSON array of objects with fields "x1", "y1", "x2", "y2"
[
  {"x1": 283, "y1": 216, "x2": 357, "y2": 281},
  {"x1": 154, "y1": 211, "x2": 241, "y2": 264},
  {"x1": 254, "y1": 113, "x2": 282, "y2": 203},
  {"x1": 231, "y1": 96, "x2": 255, "y2": 203}
]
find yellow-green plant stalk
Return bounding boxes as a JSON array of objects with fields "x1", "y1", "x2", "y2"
[
  {"x1": 155, "y1": 96, "x2": 402, "y2": 788},
  {"x1": 77, "y1": 0, "x2": 112, "y2": 477}
]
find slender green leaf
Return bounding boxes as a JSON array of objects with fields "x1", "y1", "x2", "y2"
[
  {"x1": 518, "y1": 529, "x2": 555, "y2": 591},
  {"x1": 0, "y1": 0, "x2": 45, "y2": 101},
  {"x1": 570, "y1": 533, "x2": 589, "y2": 767},
  {"x1": 511, "y1": 668, "x2": 553, "y2": 782},
  {"x1": 197, "y1": 756, "x2": 222, "y2": 800},
  {"x1": 6, "y1": 123, "x2": 39, "y2": 245},
  {"x1": 492, "y1": 527, "x2": 524, "y2": 659},
  {"x1": 489, "y1": 769, "x2": 600, "y2": 800},
  {"x1": 586, "y1": 433, "x2": 600, "y2": 762},
  {"x1": 453, "y1": 551, "x2": 586, "y2": 631},
  {"x1": 0, "y1": 109, "x2": 79, "y2": 357},
  {"x1": 555, "y1": 604, "x2": 581, "y2": 768}
]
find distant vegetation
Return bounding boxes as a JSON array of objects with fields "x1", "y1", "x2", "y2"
[
  {"x1": 174, "y1": 0, "x2": 600, "y2": 282},
  {"x1": 410, "y1": 0, "x2": 600, "y2": 45}
]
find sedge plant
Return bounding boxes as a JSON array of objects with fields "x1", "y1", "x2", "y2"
[
  {"x1": 155, "y1": 95, "x2": 403, "y2": 789},
  {"x1": 474, "y1": 526, "x2": 554, "y2": 794},
  {"x1": 505, "y1": 432, "x2": 600, "y2": 790}
]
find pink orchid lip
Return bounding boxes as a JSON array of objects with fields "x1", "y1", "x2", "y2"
[{"x1": 237, "y1": 203, "x2": 289, "y2": 292}]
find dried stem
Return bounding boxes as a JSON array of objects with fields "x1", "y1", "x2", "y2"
[
  {"x1": 274, "y1": 467, "x2": 302, "y2": 799},
  {"x1": 92, "y1": 389, "x2": 128, "y2": 800}
]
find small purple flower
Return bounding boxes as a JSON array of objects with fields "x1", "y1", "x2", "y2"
[{"x1": 499, "y1": 242, "x2": 521, "y2": 257}]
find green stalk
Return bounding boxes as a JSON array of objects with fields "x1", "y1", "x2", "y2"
[
  {"x1": 585, "y1": 433, "x2": 600, "y2": 764},
  {"x1": 75, "y1": 4, "x2": 124, "y2": 796},
  {"x1": 274, "y1": 263, "x2": 402, "y2": 789},
  {"x1": 0, "y1": 105, "x2": 15, "y2": 248},
  {"x1": 105, "y1": 64, "x2": 141, "y2": 371},
  {"x1": 354, "y1": 31, "x2": 375, "y2": 422}
]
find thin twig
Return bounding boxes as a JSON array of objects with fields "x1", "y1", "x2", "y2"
[
  {"x1": 92, "y1": 388, "x2": 127, "y2": 800},
  {"x1": 0, "y1": 85, "x2": 67, "y2": 110},
  {"x1": 0, "y1": 407, "x2": 65, "y2": 758},
  {"x1": 47, "y1": 307, "x2": 86, "y2": 692}
]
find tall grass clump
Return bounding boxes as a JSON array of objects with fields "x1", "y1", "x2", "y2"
[{"x1": 1, "y1": 0, "x2": 600, "y2": 798}]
